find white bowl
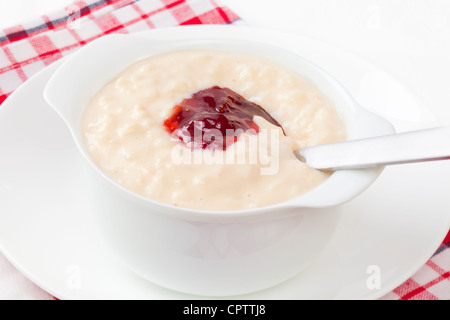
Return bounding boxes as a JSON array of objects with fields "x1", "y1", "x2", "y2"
[{"x1": 43, "y1": 26, "x2": 395, "y2": 297}]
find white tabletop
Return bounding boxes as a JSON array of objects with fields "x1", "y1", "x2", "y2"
[{"x1": 0, "y1": 0, "x2": 71, "y2": 28}]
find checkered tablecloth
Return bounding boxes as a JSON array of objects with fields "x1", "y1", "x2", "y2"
[{"x1": 0, "y1": 0, "x2": 448, "y2": 300}]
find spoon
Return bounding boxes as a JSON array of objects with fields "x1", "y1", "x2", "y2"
[{"x1": 295, "y1": 125, "x2": 450, "y2": 171}]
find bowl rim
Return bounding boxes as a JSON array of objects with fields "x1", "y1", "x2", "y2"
[{"x1": 43, "y1": 25, "x2": 395, "y2": 219}]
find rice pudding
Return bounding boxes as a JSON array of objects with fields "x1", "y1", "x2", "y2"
[{"x1": 82, "y1": 50, "x2": 346, "y2": 211}]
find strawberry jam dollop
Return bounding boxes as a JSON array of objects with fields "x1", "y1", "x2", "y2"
[{"x1": 163, "y1": 86, "x2": 284, "y2": 150}]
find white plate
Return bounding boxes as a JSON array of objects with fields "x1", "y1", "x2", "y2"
[{"x1": 0, "y1": 26, "x2": 449, "y2": 300}]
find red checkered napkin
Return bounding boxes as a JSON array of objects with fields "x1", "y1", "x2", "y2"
[
  {"x1": 0, "y1": 0, "x2": 448, "y2": 301},
  {"x1": 0, "y1": 0, "x2": 240, "y2": 104},
  {"x1": 380, "y1": 232, "x2": 450, "y2": 300}
]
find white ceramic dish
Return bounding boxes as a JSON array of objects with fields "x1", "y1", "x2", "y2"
[
  {"x1": 0, "y1": 26, "x2": 448, "y2": 300},
  {"x1": 42, "y1": 26, "x2": 395, "y2": 296}
]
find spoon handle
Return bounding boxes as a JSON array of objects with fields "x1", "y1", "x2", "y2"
[{"x1": 297, "y1": 125, "x2": 450, "y2": 171}]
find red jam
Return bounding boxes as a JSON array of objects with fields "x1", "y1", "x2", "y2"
[{"x1": 163, "y1": 86, "x2": 284, "y2": 150}]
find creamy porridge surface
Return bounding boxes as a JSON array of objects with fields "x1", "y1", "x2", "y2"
[{"x1": 82, "y1": 50, "x2": 346, "y2": 211}]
